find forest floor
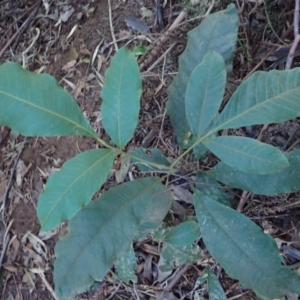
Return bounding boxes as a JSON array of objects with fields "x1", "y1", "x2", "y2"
[{"x1": 0, "y1": 0, "x2": 300, "y2": 299}]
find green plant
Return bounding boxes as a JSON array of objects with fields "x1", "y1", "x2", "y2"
[{"x1": 1, "y1": 4, "x2": 300, "y2": 299}]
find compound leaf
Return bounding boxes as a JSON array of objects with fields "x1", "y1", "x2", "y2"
[
  {"x1": 101, "y1": 47, "x2": 142, "y2": 149},
  {"x1": 38, "y1": 149, "x2": 115, "y2": 232},
  {"x1": 212, "y1": 68, "x2": 300, "y2": 131},
  {"x1": 167, "y1": 4, "x2": 238, "y2": 147},
  {"x1": 54, "y1": 177, "x2": 172, "y2": 299},
  {"x1": 0, "y1": 62, "x2": 96, "y2": 138},
  {"x1": 193, "y1": 190, "x2": 300, "y2": 298},
  {"x1": 186, "y1": 51, "x2": 226, "y2": 139},
  {"x1": 209, "y1": 149, "x2": 300, "y2": 195},
  {"x1": 203, "y1": 136, "x2": 288, "y2": 174}
]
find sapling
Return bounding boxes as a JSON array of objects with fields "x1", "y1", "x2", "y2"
[{"x1": 0, "y1": 4, "x2": 299, "y2": 300}]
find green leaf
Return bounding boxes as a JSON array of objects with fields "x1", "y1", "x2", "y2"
[
  {"x1": 193, "y1": 190, "x2": 300, "y2": 298},
  {"x1": 164, "y1": 221, "x2": 200, "y2": 246},
  {"x1": 115, "y1": 244, "x2": 137, "y2": 283},
  {"x1": 159, "y1": 242, "x2": 201, "y2": 272},
  {"x1": 209, "y1": 149, "x2": 300, "y2": 195},
  {"x1": 203, "y1": 136, "x2": 288, "y2": 174},
  {"x1": 38, "y1": 149, "x2": 114, "y2": 232},
  {"x1": 212, "y1": 68, "x2": 300, "y2": 131},
  {"x1": 167, "y1": 4, "x2": 238, "y2": 147},
  {"x1": 195, "y1": 173, "x2": 230, "y2": 206},
  {"x1": 193, "y1": 142, "x2": 208, "y2": 159},
  {"x1": 152, "y1": 222, "x2": 171, "y2": 242},
  {"x1": 185, "y1": 51, "x2": 226, "y2": 138},
  {"x1": 0, "y1": 63, "x2": 96, "y2": 138},
  {"x1": 54, "y1": 177, "x2": 172, "y2": 299},
  {"x1": 129, "y1": 148, "x2": 171, "y2": 171},
  {"x1": 101, "y1": 47, "x2": 142, "y2": 149},
  {"x1": 199, "y1": 268, "x2": 227, "y2": 300}
]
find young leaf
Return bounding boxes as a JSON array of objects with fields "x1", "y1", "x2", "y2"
[
  {"x1": 203, "y1": 136, "x2": 288, "y2": 174},
  {"x1": 209, "y1": 149, "x2": 300, "y2": 195},
  {"x1": 38, "y1": 149, "x2": 115, "y2": 232},
  {"x1": 212, "y1": 68, "x2": 300, "y2": 131},
  {"x1": 0, "y1": 63, "x2": 97, "y2": 138},
  {"x1": 185, "y1": 51, "x2": 226, "y2": 139},
  {"x1": 164, "y1": 221, "x2": 200, "y2": 246},
  {"x1": 193, "y1": 190, "x2": 300, "y2": 298},
  {"x1": 54, "y1": 177, "x2": 172, "y2": 299},
  {"x1": 101, "y1": 47, "x2": 142, "y2": 149},
  {"x1": 167, "y1": 4, "x2": 238, "y2": 147}
]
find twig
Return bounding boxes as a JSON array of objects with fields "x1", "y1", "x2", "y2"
[
  {"x1": 1, "y1": 140, "x2": 26, "y2": 225},
  {"x1": 294, "y1": 0, "x2": 299, "y2": 37},
  {"x1": 286, "y1": 0, "x2": 300, "y2": 70},
  {"x1": 108, "y1": 0, "x2": 118, "y2": 52},
  {"x1": 133, "y1": 283, "x2": 141, "y2": 300},
  {"x1": 257, "y1": 123, "x2": 269, "y2": 141},
  {"x1": 0, "y1": 139, "x2": 26, "y2": 269},
  {"x1": 0, "y1": 0, "x2": 41, "y2": 58},
  {"x1": 22, "y1": 28, "x2": 40, "y2": 68},
  {"x1": 237, "y1": 191, "x2": 251, "y2": 212},
  {"x1": 157, "y1": 264, "x2": 190, "y2": 300}
]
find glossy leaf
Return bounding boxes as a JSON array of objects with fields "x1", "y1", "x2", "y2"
[
  {"x1": 203, "y1": 136, "x2": 288, "y2": 174},
  {"x1": 212, "y1": 68, "x2": 300, "y2": 131},
  {"x1": 193, "y1": 190, "x2": 300, "y2": 298},
  {"x1": 101, "y1": 47, "x2": 142, "y2": 149},
  {"x1": 164, "y1": 221, "x2": 200, "y2": 246},
  {"x1": 167, "y1": 4, "x2": 238, "y2": 147},
  {"x1": 38, "y1": 149, "x2": 115, "y2": 232},
  {"x1": 0, "y1": 62, "x2": 96, "y2": 137},
  {"x1": 209, "y1": 149, "x2": 300, "y2": 195},
  {"x1": 185, "y1": 51, "x2": 226, "y2": 138},
  {"x1": 54, "y1": 177, "x2": 172, "y2": 299}
]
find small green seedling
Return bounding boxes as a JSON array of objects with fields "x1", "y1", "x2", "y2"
[{"x1": 0, "y1": 4, "x2": 300, "y2": 300}]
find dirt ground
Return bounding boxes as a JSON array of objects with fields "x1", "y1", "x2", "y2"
[{"x1": 1, "y1": 0, "x2": 300, "y2": 299}]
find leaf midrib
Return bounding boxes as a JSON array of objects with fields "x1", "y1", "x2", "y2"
[{"x1": 0, "y1": 91, "x2": 96, "y2": 137}]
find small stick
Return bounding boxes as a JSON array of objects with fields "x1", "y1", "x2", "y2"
[
  {"x1": 108, "y1": 0, "x2": 118, "y2": 52},
  {"x1": 0, "y1": 139, "x2": 26, "y2": 270},
  {"x1": 285, "y1": 0, "x2": 300, "y2": 70},
  {"x1": 0, "y1": 0, "x2": 41, "y2": 58},
  {"x1": 157, "y1": 264, "x2": 190, "y2": 300}
]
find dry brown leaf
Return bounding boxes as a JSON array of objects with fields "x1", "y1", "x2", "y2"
[
  {"x1": 115, "y1": 154, "x2": 130, "y2": 183},
  {"x1": 61, "y1": 59, "x2": 76, "y2": 71},
  {"x1": 73, "y1": 78, "x2": 86, "y2": 99}
]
